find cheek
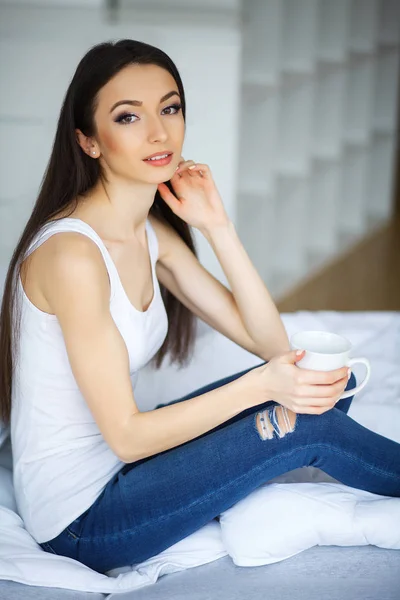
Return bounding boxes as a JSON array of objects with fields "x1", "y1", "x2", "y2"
[
  {"x1": 99, "y1": 128, "x2": 144, "y2": 171},
  {"x1": 172, "y1": 119, "x2": 185, "y2": 139},
  {"x1": 101, "y1": 130, "x2": 123, "y2": 154},
  {"x1": 100, "y1": 128, "x2": 144, "y2": 165}
]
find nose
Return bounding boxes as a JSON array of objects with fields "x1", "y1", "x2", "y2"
[{"x1": 147, "y1": 114, "x2": 168, "y2": 144}]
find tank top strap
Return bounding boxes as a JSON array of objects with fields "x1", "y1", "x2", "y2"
[{"x1": 24, "y1": 218, "x2": 120, "y2": 300}]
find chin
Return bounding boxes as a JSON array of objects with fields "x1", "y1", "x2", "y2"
[{"x1": 141, "y1": 166, "x2": 175, "y2": 180}]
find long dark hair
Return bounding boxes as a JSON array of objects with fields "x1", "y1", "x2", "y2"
[{"x1": 0, "y1": 39, "x2": 199, "y2": 426}]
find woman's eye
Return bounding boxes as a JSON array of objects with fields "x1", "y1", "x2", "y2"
[
  {"x1": 115, "y1": 103, "x2": 182, "y2": 125},
  {"x1": 162, "y1": 103, "x2": 182, "y2": 115},
  {"x1": 115, "y1": 113, "x2": 137, "y2": 125}
]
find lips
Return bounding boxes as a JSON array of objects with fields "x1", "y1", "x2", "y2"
[
  {"x1": 143, "y1": 151, "x2": 173, "y2": 160},
  {"x1": 143, "y1": 153, "x2": 174, "y2": 167}
]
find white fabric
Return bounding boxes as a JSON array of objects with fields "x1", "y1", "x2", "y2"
[
  {"x1": 220, "y1": 482, "x2": 400, "y2": 566},
  {"x1": 10, "y1": 217, "x2": 169, "y2": 543},
  {"x1": 0, "y1": 310, "x2": 399, "y2": 595}
]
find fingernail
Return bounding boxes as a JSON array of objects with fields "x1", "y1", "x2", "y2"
[
  {"x1": 296, "y1": 350, "x2": 303, "y2": 356},
  {"x1": 188, "y1": 164, "x2": 196, "y2": 169},
  {"x1": 347, "y1": 369, "x2": 351, "y2": 378}
]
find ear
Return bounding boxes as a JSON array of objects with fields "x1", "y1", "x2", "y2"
[{"x1": 75, "y1": 128, "x2": 98, "y2": 158}]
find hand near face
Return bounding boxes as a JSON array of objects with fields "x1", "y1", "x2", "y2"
[{"x1": 157, "y1": 157, "x2": 230, "y2": 231}]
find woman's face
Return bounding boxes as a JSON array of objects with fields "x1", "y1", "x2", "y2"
[{"x1": 91, "y1": 63, "x2": 185, "y2": 182}]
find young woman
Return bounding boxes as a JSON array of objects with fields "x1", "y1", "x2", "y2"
[{"x1": 0, "y1": 39, "x2": 399, "y2": 575}]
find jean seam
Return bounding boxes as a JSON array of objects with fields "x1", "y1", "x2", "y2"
[
  {"x1": 66, "y1": 526, "x2": 79, "y2": 540},
  {"x1": 42, "y1": 542, "x2": 58, "y2": 555},
  {"x1": 76, "y1": 439, "x2": 395, "y2": 544}
]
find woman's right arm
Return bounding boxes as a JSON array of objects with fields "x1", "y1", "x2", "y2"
[
  {"x1": 42, "y1": 233, "x2": 262, "y2": 463},
  {"x1": 44, "y1": 234, "x2": 349, "y2": 463}
]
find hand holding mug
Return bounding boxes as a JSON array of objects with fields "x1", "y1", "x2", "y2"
[
  {"x1": 249, "y1": 350, "x2": 351, "y2": 415},
  {"x1": 290, "y1": 330, "x2": 371, "y2": 401},
  {"x1": 247, "y1": 330, "x2": 371, "y2": 415}
]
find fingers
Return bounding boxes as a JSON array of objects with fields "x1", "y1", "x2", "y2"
[
  {"x1": 295, "y1": 374, "x2": 349, "y2": 402},
  {"x1": 292, "y1": 369, "x2": 349, "y2": 412},
  {"x1": 297, "y1": 366, "x2": 349, "y2": 385},
  {"x1": 175, "y1": 159, "x2": 195, "y2": 174},
  {"x1": 175, "y1": 158, "x2": 210, "y2": 179}
]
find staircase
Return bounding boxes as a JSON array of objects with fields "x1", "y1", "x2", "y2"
[{"x1": 236, "y1": 0, "x2": 400, "y2": 299}]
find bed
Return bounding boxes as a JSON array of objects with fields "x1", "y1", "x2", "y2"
[{"x1": 1, "y1": 309, "x2": 399, "y2": 599}]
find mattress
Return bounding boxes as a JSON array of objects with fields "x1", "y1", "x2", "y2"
[
  {"x1": 1, "y1": 310, "x2": 399, "y2": 599},
  {"x1": 1, "y1": 547, "x2": 399, "y2": 600}
]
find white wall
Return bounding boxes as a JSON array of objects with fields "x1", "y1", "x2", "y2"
[{"x1": 0, "y1": 2, "x2": 241, "y2": 288}]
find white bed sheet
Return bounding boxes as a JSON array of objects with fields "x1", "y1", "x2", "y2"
[{"x1": 0, "y1": 310, "x2": 399, "y2": 595}]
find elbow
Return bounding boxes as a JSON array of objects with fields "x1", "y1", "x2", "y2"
[
  {"x1": 116, "y1": 447, "x2": 134, "y2": 464},
  {"x1": 117, "y1": 443, "x2": 141, "y2": 465},
  {"x1": 116, "y1": 412, "x2": 146, "y2": 464},
  {"x1": 119, "y1": 447, "x2": 150, "y2": 465}
]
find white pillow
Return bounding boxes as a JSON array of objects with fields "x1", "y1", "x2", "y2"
[{"x1": 219, "y1": 480, "x2": 400, "y2": 566}]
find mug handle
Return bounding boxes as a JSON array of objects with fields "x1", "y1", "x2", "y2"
[{"x1": 340, "y1": 358, "x2": 371, "y2": 399}]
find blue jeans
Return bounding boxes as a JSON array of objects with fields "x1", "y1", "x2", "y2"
[{"x1": 39, "y1": 363, "x2": 400, "y2": 573}]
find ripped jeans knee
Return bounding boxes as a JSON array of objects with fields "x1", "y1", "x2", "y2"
[{"x1": 255, "y1": 405, "x2": 297, "y2": 440}]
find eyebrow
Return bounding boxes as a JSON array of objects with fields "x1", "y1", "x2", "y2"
[{"x1": 109, "y1": 90, "x2": 181, "y2": 113}]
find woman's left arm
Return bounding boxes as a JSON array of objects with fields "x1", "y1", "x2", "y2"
[
  {"x1": 157, "y1": 157, "x2": 290, "y2": 361},
  {"x1": 199, "y1": 219, "x2": 290, "y2": 360}
]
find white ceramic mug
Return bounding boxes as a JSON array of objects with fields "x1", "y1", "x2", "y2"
[{"x1": 290, "y1": 330, "x2": 371, "y2": 399}]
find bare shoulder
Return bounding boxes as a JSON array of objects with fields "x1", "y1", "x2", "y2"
[
  {"x1": 43, "y1": 231, "x2": 109, "y2": 286},
  {"x1": 21, "y1": 231, "x2": 109, "y2": 315},
  {"x1": 36, "y1": 231, "x2": 105, "y2": 276},
  {"x1": 44, "y1": 229, "x2": 101, "y2": 256}
]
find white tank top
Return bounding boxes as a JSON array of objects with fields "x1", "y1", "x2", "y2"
[{"x1": 10, "y1": 217, "x2": 169, "y2": 543}]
